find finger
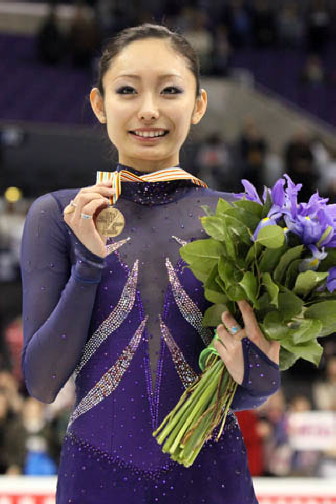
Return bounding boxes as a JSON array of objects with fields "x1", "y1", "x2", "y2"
[
  {"x1": 221, "y1": 311, "x2": 245, "y2": 339},
  {"x1": 74, "y1": 192, "x2": 112, "y2": 209},
  {"x1": 80, "y1": 185, "x2": 116, "y2": 197},
  {"x1": 78, "y1": 198, "x2": 109, "y2": 219},
  {"x1": 216, "y1": 324, "x2": 238, "y2": 349},
  {"x1": 237, "y1": 300, "x2": 260, "y2": 342}
]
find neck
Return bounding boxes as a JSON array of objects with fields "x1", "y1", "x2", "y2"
[{"x1": 118, "y1": 157, "x2": 179, "y2": 174}]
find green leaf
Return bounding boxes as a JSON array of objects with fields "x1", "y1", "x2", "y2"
[
  {"x1": 262, "y1": 311, "x2": 288, "y2": 341},
  {"x1": 222, "y1": 215, "x2": 252, "y2": 245},
  {"x1": 289, "y1": 319, "x2": 323, "y2": 345},
  {"x1": 227, "y1": 284, "x2": 247, "y2": 301},
  {"x1": 180, "y1": 238, "x2": 223, "y2": 269},
  {"x1": 218, "y1": 257, "x2": 243, "y2": 288},
  {"x1": 259, "y1": 244, "x2": 288, "y2": 272},
  {"x1": 239, "y1": 270, "x2": 258, "y2": 305},
  {"x1": 245, "y1": 243, "x2": 262, "y2": 266},
  {"x1": 293, "y1": 270, "x2": 329, "y2": 297},
  {"x1": 233, "y1": 199, "x2": 263, "y2": 218},
  {"x1": 261, "y1": 190, "x2": 272, "y2": 217},
  {"x1": 201, "y1": 216, "x2": 230, "y2": 241},
  {"x1": 274, "y1": 245, "x2": 304, "y2": 283},
  {"x1": 278, "y1": 290, "x2": 303, "y2": 320},
  {"x1": 262, "y1": 272, "x2": 279, "y2": 307},
  {"x1": 200, "y1": 205, "x2": 213, "y2": 217},
  {"x1": 255, "y1": 225, "x2": 285, "y2": 249},
  {"x1": 223, "y1": 207, "x2": 261, "y2": 232},
  {"x1": 279, "y1": 347, "x2": 299, "y2": 371},
  {"x1": 203, "y1": 304, "x2": 226, "y2": 327},
  {"x1": 215, "y1": 198, "x2": 233, "y2": 215},
  {"x1": 204, "y1": 288, "x2": 228, "y2": 304},
  {"x1": 280, "y1": 338, "x2": 323, "y2": 367},
  {"x1": 284, "y1": 259, "x2": 301, "y2": 289},
  {"x1": 304, "y1": 300, "x2": 336, "y2": 337},
  {"x1": 319, "y1": 247, "x2": 336, "y2": 271}
]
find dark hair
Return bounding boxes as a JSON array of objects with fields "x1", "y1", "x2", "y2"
[{"x1": 96, "y1": 24, "x2": 201, "y2": 97}]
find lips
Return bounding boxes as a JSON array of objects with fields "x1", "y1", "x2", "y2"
[{"x1": 129, "y1": 129, "x2": 169, "y2": 138}]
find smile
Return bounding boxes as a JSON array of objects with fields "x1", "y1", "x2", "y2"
[{"x1": 130, "y1": 129, "x2": 169, "y2": 138}]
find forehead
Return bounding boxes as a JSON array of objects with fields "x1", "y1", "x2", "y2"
[{"x1": 105, "y1": 38, "x2": 194, "y2": 81}]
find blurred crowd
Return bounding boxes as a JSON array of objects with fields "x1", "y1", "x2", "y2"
[{"x1": 33, "y1": 0, "x2": 334, "y2": 82}]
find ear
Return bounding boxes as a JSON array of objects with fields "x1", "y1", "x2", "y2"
[
  {"x1": 90, "y1": 88, "x2": 107, "y2": 123},
  {"x1": 191, "y1": 88, "x2": 207, "y2": 125}
]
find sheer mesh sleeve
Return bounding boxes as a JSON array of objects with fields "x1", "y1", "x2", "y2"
[
  {"x1": 231, "y1": 338, "x2": 281, "y2": 411},
  {"x1": 20, "y1": 193, "x2": 105, "y2": 403}
]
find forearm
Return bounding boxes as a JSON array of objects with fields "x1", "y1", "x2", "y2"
[
  {"x1": 23, "y1": 260, "x2": 103, "y2": 403},
  {"x1": 231, "y1": 338, "x2": 281, "y2": 411}
]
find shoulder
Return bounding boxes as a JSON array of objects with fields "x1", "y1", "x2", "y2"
[
  {"x1": 27, "y1": 189, "x2": 80, "y2": 219},
  {"x1": 198, "y1": 187, "x2": 238, "y2": 204}
]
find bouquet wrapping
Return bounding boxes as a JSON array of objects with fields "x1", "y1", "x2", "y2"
[{"x1": 153, "y1": 175, "x2": 336, "y2": 467}]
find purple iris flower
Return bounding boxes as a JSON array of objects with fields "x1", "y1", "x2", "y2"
[
  {"x1": 236, "y1": 174, "x2": 336, "y2": 249},
  {"x1": 271, "y1": 178, "x2": 286, "y2": 207},
  {"x1": 299, "y1": 245, "x2": 328, "y2": 272},
  {"x1": 326, "y1": 266, "x2": 336, "y2": 293},
  {"x1": 234, "y1": 179, "x2": 262, "y2": 204},
  {"x1": 253, "y1": 216, "x2": 279, "y2": 241}
]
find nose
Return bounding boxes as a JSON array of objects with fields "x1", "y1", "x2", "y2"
[{"x1": 137, "y1": 93, "x2": 159, "y2": 122}]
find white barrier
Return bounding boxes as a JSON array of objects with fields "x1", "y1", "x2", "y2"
[{"x1": 0, "y1": 477, "x2": 336, "y2": 503}]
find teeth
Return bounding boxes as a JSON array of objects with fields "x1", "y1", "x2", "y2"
[{"x1": 133, "y1": 130, "x2": 166, "y2": 138}]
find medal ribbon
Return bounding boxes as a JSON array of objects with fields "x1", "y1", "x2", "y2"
[{"x1": 96, "y1": 167, "x2": 207, "y2": 205}]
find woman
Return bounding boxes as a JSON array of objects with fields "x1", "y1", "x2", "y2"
[{"x1": 21, "y1": 24, "x2": 280, "y2": 503}]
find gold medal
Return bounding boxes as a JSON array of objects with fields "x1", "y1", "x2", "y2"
[{"x1": 95, "y1": 207, "x2": 125, "y2": 237}]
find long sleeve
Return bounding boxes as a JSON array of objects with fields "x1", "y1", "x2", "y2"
[
  {"x1": 20, "y1": 192, "x2": 105, "y2": 403},
  {"x1": 231, "y1": 338, "x2": 281, "y2": 411}
]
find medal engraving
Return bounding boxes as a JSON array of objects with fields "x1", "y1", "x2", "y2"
[{"x1": 96, "y1": 207, "x2": 125, "y2": 237}]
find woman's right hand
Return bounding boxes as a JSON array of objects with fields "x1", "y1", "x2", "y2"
[{"x1": 63, "y1": 182, "x2": 116, "y2": 258}]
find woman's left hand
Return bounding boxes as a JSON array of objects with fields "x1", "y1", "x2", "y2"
[{"x1": 213, "y1": 300, "x2": 280, "y2": 385}]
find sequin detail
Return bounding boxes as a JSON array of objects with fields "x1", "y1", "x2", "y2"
[
  {"x1": 165, "y1": 258, "x2": 212, "y2": 345},
  {"x1": 106, "y1": 237, "x2": 131, "y2": 254},
  {"x1": 75, "y1": 260, "x2": 139, "y2": 375},
  {"x1": 171, "y1": 236, "x2": 188, "y2": 247},
  {"x1": 159, "y1": 316, "x2": 198, "y2": 389},
  {"x1": 69, "y1": 316, "x2": 148, "y2": 426}
]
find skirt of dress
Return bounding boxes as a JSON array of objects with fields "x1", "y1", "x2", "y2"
[{"x1": 56, "y1": 420, "x2": 258, "y2": 504}]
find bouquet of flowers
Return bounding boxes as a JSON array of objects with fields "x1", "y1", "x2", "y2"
[{"x1": 153, "y1": 175, "x2": 336, "y2": 467}]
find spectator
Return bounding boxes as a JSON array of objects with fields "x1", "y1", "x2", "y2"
[
  {"x1": 238, "y1": 117, "x2": 268, "y2": 192},
  {"x1": 195, "y1": 132, "x2": 233, "y2": 191},
  {"x1": 0, "y1": 389, "x2": 23, "y2": 474},
  {"x1": 68, "y1": 5, "x2": 101, "y2": 68},
  {"x1": 284, "y1": 130, "x2": 318, "y2": 201},
  {"x1": 36, "y1": 5, "x2": 65, "y2": 65},
  {"x1": 301, "y1": 54, "x2": 326, "y2": 86},
  {"x1": 277, "y1": 2, "x2": 304, "y2": 49},
  {"x1": 183, "y1": 9, "x2": 214, "y2": 75},
  {"x1": 258, "y1": 390, "x2": 292, "y2": 476},
  {"x1": 251, "y1": 0, "x2": 277, "y2": 48},
  {"x1": 212, "y1": 24, "x2": 233, "y2": 77},
  {"x1": 313, "y1": 355, "x2": 336, "y2": 411},
  {"x1": 288, "y1": 394, "x2": 321, "y2": 477},
  {"x1": 221, "y1": 0, "x2": 252, "y2": 49},
  {"x1": 236, "y1": 410, "x2": 264, "y2": 476},
  {"x1": 306, "y1": 0, "x2": 331, "y2": 55}
]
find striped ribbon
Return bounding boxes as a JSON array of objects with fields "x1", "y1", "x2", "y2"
[{"x1": 96, "y1": 167, "x2": 207, "y2": 205}]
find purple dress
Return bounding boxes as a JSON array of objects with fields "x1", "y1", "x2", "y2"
[{"x1": 21, "y1": 165, "x2": 280, "y2": 503}]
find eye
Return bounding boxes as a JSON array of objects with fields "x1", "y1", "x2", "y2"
[
  {"x1": 116, "y1": 86, "x2": 137, "y2": 95},
  {"x1": 161, "y1": 86, "x2": 183, "y2": 95}
]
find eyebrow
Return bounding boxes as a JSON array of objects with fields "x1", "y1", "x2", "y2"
[{"x1": 114, "y1": 73, "x2": 183, "y2": 81}]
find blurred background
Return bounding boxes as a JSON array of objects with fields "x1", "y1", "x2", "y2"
[{"x1": 1, "y1": 0, "x2": 336, "y2": 486}]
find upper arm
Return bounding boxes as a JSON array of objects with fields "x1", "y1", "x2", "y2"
[{"x1": 20, "y1": 193, "x2": 71, "y2": 350}]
